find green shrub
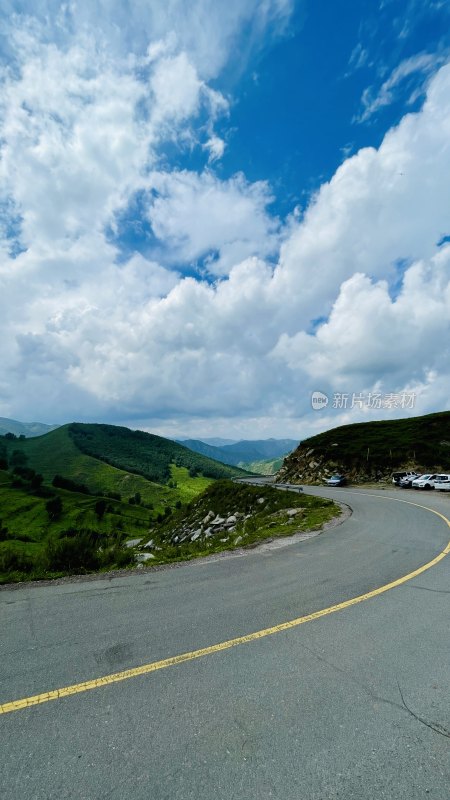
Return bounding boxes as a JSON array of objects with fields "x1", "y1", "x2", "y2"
[
  {"x1": 44, "y1": 531, "x2": 99, "y2": 573},
  {"x1": 0, "y1": 544, "x2": 33, "y2": 573}
]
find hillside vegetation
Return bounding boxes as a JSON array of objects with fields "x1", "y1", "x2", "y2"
[
  {"x1": 69, "y1": 424, "x2": 247, "y2": 483},
  {"x1": 0, "y1": 423, "x2": 248, "y2": 583},
  {"x1": 278, "y1": 411, "x2": 450, "y2": 484},
  {"x1": 149, "y1": 480, "x2": 338, "y2": 562},
  {"x1": 239, "y1": 457, "x2": 285, "y2": 475}
]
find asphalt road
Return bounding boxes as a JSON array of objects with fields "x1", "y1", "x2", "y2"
[{"x1": 1, "y1": 486, "x2": 449, "y2": 799}]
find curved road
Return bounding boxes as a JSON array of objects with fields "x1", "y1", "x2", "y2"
[{"x1": 1, "y1": 486, "x2": 449, "y2": 799}]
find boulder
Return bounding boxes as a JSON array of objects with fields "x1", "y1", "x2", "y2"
[{"x1": 125, "y1": 538, "x2": 142, "y2": 549}]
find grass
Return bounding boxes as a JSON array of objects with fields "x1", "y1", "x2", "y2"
[
  {"x1": 0, "y1": 475, "x2": 339, "y2": 583},
  {"x1": 280, "y1": 411, "x2": 450, "y2": 485},
  {"x1": 68, "y1": 423, "x2": 248, "y2": 482},
  {"x1": 152, "y1": 480, "x2": 339, "y2": 563},
  {"x1": 239, "y1": 457, "x2": 284, "y2": 475},
  {"x1": 0, "y1": 426, "x2": 219, "y2": 510},
  {"x1": 294, "y1": 411, "x2": 450, "y2": 469}
]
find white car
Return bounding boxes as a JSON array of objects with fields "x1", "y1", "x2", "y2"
[
  {"x1": 411, "y1": 474, "x2": 438, "y2": 490},
  {"x1": 433, "y1": 474, "x2": 450, "y2": 491}
]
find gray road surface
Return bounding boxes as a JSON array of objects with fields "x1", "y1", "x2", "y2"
[{"x1": 1, "y1": 486, "x2": 449, "y2": 799}]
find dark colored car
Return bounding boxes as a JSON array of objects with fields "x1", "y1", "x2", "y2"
[{"x1": 325, "y1": 474, "x2": 347, "y2": 486}]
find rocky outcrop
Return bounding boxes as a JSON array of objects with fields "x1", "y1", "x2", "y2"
[
  {"x1": 277, "y1": 445, "x2": 424, "y2": 485},
  {"x1": 166, "y1": 509, "x2": 246, "y2": 545}
]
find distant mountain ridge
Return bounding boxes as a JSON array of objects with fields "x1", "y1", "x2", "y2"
[
  {"x1": 178, "y1": 438, "x2": 299, "y2": 468},
  {"x1": 0, "y1": 417, "x2": 59, "y2": 438}
]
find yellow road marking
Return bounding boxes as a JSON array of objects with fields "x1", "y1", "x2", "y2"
[{"x1": 1, "y1": 497, "x2": 449, "y2": 716}]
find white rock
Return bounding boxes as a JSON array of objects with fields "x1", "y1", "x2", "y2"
[
  {"x1": 191, "y1": 531, "x2": 201, "y2": 541},
  {"x1": 135, "y1": 553, "x2": 155, "y2": 562},
  {"x1": 125, "y1": 538, "x2": 142, "y2": 548},
  {"x1": 234, "y1": 536, "x2": 243, "y2": 546},
  {"x1": 257, "y1": 497, "x2": 265, "y2": 504},
  {"x1": 144, "y1": 539, "x2": 154, "y2": 549},
  {"x1": 226, "y1": 515, "x2": 237, "y2": 524},
  {"x1": 212, "y1": 516, "x2": 225, "y2": 525}
]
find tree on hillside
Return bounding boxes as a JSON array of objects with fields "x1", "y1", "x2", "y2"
[
  {"x1": 10, "y1": 450, "x2": 27, "y2": 467},
  {"x1": 0, "y1": 519, "x2": 9, "y2": 541},
  {"x1": 46, "y1": 496, "x2": 63, "y2": 520},
  {"x1": 31, "y1": 473, "x2": 43, "y2": 490},
  {"x1": 95, "y1": 499, "x2": 107, "y2": 521}
]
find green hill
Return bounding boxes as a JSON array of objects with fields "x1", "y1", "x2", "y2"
[
  {"x1": 278, "y1": 411, "x2": 450, "y2": 484},
  {"x1": 0, "y1": 423, "x2": 248, "y2": 583},
  {"x1": 239, "y1": 456, "x2": 285, "y2": 475},
  {"x1": 1, "y1": 423, "x2": 246, "y2": 497},
  {"x1": 68, "y1": 423, "x2": 248, "y2": 483}
]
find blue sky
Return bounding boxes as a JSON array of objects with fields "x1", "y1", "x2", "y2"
[{"x1": 1, "y1": 0, "x2": 450, "y2": 440}]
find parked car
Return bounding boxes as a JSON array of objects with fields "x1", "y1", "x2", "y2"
[
  {"x1": 392, "y1": 471, "x2": 410, "y2": 485},
  {"x1": 398, "y1": 472, "x2": 420, "y2": 488},
  {"x1": 325, "y1": 474, "x2": 347, "y2": 487},
  {"x1": 411, "y1": 474, "x2": 438, "y2": 490},
  {"x1": 433, "y1": 474, "x2": 450, "y2": 491}
]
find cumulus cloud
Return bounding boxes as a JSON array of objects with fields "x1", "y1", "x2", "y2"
[
  {"x1": 1, "y1": 2, "x2": 450, "y2": 437},
  {"x1": 146, "y1": 170, "x2": 281, "y2": 275}
]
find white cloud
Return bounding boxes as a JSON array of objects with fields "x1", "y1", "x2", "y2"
[
  {"x1": 204, "y1": 135, "x2": 226, "y2": 163},
  {"x1": 357, "y1": 51, "x2": 448, "y2": 122},
  {"x1": 2, "y1": 1, "x2": 293, "y2": 79},
  {"x1": 1, "y1": 4, "x2": 450, "y2": 437},
  {"x1": 150, "y1": 53, "x2": 202, "y2": 124},
  {"x1": 146, "y1": 170, "x2": 281, "y2": 275}
]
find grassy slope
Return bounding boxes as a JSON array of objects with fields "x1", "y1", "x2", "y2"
[
  {"x1": 154, "y1": 481, "x2": 338, "y2": 562},
  {"x1": 238, "y1": 457, "x2": 284, "y2": 475},
  {"x1": 69, "y1": 423, "x2": 248, "y2": 482},
  {"x1": 1, "y1": 424, "x2": 242, "y2": 506},
  {"x1": 0, "y1": 424, "x2": 247, "y2": 583},
  {"x1": 0, "y1": 469, "x2": 153, "y2": 582},
  {"x1": 282, "y1": 411, "x2": 450, "y2": 474}
]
